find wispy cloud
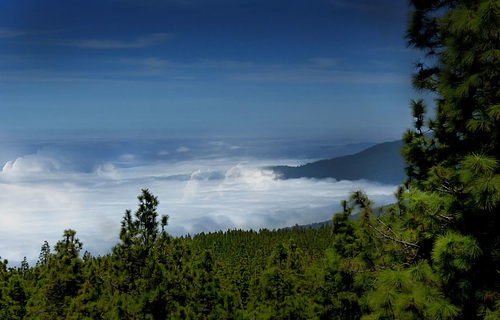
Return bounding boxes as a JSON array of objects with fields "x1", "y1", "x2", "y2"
[
  {"x1": 0, "y1": 53, "x2": 408, "y2": 87},
  {"x1": 63, "y1": 33, "x2": 174, "y2": 49},
  {"x1": 327, "y1": 0, "x2": 400, "y2": 13},
  {"x1": 310, "y1": 57, "x2": 340, "y2": 68},
  {"x1": 110, "y1": 57, "x2": 406, "y2": 85},
  {"x1": 116, "y1": 58, "x2": 254, "y2": 70},
  {"x1": 118, "y1": 57, "x2": 172, "y2": 68},
  {"x1": 230, "y1": 66, "x2": 408, "y2": 85},
  {"x1": 195, "y1": 59, "x2": 254, "y2": 69},
  {"x1": 0, "y1": 57, "x2": 254, "y2": 83},
  {"x1": 0, "y1": 28, "x2": 25, "y2": 39}
]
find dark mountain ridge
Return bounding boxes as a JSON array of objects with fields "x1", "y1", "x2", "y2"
[{"x1": 270, "y1": 140, "x2": 406, "y2": 185}]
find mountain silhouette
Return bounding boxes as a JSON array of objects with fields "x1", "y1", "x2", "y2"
[{"x1": 271, "y1": 140, "x2": 405, "y2": 185}]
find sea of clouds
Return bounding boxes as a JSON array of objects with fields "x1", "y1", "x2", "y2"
[{"x1": 0, "y1": 137, "x2": 398, "y2": 266}]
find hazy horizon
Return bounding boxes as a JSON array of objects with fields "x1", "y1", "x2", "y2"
[
  {"x1": 0, "y1": 136, "x2": 399, "y2": 266},
  {"x1": 1, "y1": 0, "x2": 418, "y2": 266}
]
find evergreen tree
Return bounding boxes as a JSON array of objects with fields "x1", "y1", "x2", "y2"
[
  {"x1": 253, "y1": 240, "x2": 318, "y2": 319},
  {"x1": 400, "y1": 0, "x2": 500, "y2": 318},
  {"x1": 26, "y1": 230, "x2": 84, "y2": 319},
  {"x1": 317, "y1": 202, "x2": 363, "y2": 320},
  {"x1": 36, "y1": 241, "x2": 51, "y2": 267}
]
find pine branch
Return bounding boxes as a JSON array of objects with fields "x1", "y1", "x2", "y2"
[
  {"x1": 436, "y1": 213, "x2": 453, "y2": 221},
  {"x1": 376, "y1": 217, "x2": 399, "y2": 238},
  {"x1": 96, "y1": 273, "x2": 135, "y2": 296},
  {"x1": 368, "y1": 224, "x2": 420, "y2": 249}
]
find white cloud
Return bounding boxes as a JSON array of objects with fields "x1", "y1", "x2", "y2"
[
  {"x1": 1, "y1": 154, "x2": 61, "y2": 178},
  {"x1": 95, "y1": 162, "x2": 118, "y2": 179},
  {"x1": 182, "y1": 171, "x2": 201, "y2": 202},
  {"x1": 0, "y1": 182, "x2": 85, "y2": 263},
  {"x1": 177, "y1": 146, "x2": 190, "y2": 153},
  {"x1": 219, "y1": 163, "x2": 277, "y2": 192},
  {"x1": 0, "y1": 140, "x2": 398, "y2": 267}
]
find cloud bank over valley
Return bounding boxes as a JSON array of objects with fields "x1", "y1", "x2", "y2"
[{"x1": 0, "y1": 137, "x2": 398, "y2": 266}]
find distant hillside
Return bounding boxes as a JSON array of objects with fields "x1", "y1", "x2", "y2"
[{"x1": 270, "y1": 140, "x2": 405, "y2": 185}]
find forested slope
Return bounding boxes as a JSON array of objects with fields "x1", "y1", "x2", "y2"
[{"x1": 0, "y1": 190, "x2": 355, "y2": 319}]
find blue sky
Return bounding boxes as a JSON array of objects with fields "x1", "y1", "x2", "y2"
[{"x1": 0, "y1": 0, "x2": 418, "y2": 141}]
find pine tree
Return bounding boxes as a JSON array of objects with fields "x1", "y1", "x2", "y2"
[
  {"x1": 36, "y1": 241, "x2": 51, "y2": 267},
  {"x1": 26, "y1": 230, "x2": 84, "y2": 319},
  {"x1": 401, "y1": 0, "x2": 500, "y2": 318}
]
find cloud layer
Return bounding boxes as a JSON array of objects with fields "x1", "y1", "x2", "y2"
[{"x1": 0, "y1": 138, "x2": 398, "y2": 266}]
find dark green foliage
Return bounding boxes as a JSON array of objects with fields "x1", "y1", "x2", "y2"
[
  {"x1": 403, "y1": 0, "x2": 500, "y2": 181},
  {"x1": 37, "y1": 241, "x2": 50, "y2": 267},
  {"x1": 25, "y1": 229, "x2": 83, "y2": 319},
  {"x1": 0, "y1": 192, "x2": 347, "y2": 319},
  {"x1": 399, "y1": 0, "x2": 500, "y2": 318},
  {"x1": 0, "y1": 257, "x2": 28, "y2": 320},
  {"x1": 401, "y1": 0, "x2": 500, "y2": 317}
]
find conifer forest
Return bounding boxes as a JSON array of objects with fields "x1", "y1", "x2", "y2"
[{"x1": 1, "y1": 0, "x2": 500, "y2": 318}]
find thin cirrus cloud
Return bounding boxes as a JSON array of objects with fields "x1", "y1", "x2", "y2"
[
  {"x1": 61, "y1": 32, "x2": 174, "y2": 49},
  {"x1": 117, "y1": 57, "x2": 172, "y2": 68},
  {"x1": 230, "y1": 66, "x2": 408, "y2": 85},
  {"x1": 114, "y1": 58, "x2": 254, "y2": 72},
  {"x1": 310, "y1": 57, "x2": 341, "y2": 68},
  {"x1": 328, "y1": 0, "x2": 404, "y2": 15},
  {"x1": 194, "y1": 59, "x2": 255, "y2": 70},
  {"x1": 0, "y1": 28, "x2": 25, "y2": 39},
  {"x1": 0, "y1": 52, "x2": 405, "y2": 86},
  {"x1": 111, "y1": 57, "x2": 406, "y2": 85}
]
